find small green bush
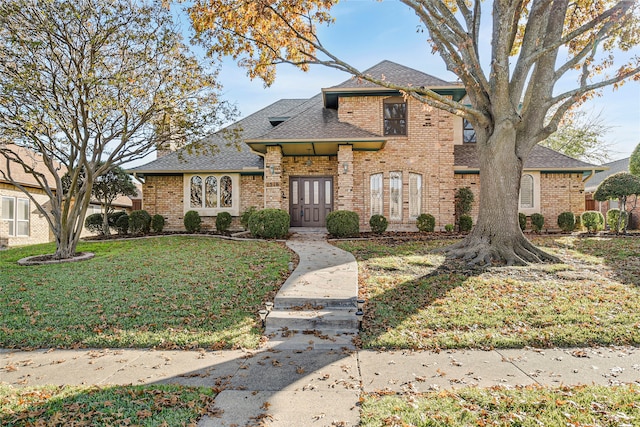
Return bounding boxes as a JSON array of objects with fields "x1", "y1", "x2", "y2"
[
  {"x1": 369, "y1": 214, "x2": 388, "y2": 234},
  {"x1": 519, "y1": 213, "x2": 527, "y2": 231},
  {"x1": 108, "y1": 211, "x2": 127, "y2": 230},
  {"x1": 240, "y1": 206, "x2": 257, "y2": 231},
  {"x1": 129, "y1": 210, "x2": 151, "y2": 234},
  {"x1": 184, "y1": 210, "x2": 202, "y2": 233},
  {"x1": 444, "y1": 224, "x2": 454, "y2": 232},
  {"x1": 84, "y1": 213, "x2": 104, "y2": 235},
  {"x1": 326, "y1": 210, "x2": 360, "y2": 238},
  {"x1": 531, "y1": 213, "x2": 545, "y2": 233},
  {"x1": 606, "y1": 208, "x2": 628, "y2": 233},
  {"x1": 557, "y1": 212, "x2": 576, "y2": 232},
  {"x1": 581, "y1": 210, "x2": 604, "y2": 233},
  {"x1": 248, "y1": 208, "x2": 290, "y2": 239},
  {"x1": 151, "y1": 214, "x2": 165, "y2": 233},
  {"x1": 416, "y1": 213, "x2": 435, "y2": 232},
  {"x1": 115, "y1": 214, "x2": 129, "y2": 235},
  {"x1": 459, "y1": 215, "x2": 473, "y2": 233},
  {"x1": 216, "y1": 212, "x2": 233, "y2": 232}
]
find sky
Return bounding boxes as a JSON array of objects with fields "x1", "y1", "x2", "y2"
[{"x1": 178, "y1": 0, "x2": 640, "y2": 163}]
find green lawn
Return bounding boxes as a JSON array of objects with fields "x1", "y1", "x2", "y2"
[
  {"x1": 0, "y1": 384, "x2": 215, "y2": 426},
  {"x1": 336, "y1": 235, "x2": 640, "y2": 350},
  {"x1": 0, "y1": 236, "x2": 293, "y2": 350},
  {"x1": 360, "y1": 384, "x2": 640, "y2": 427}
]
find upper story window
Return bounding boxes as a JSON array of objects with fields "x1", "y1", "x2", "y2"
[
  {"x1": 1, "y1": 196, "x2": 30, "y2": 236},
  {"x1": 383, "y1": 98, "x2": 407, "y2": 136},
  {"x1": 463, "y1": 119, "x2": 476, "y2": 143},
  {"x1": 185, "y1": 174, "x2": 239, "y2": 216}
]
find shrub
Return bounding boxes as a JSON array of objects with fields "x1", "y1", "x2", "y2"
[
  {"x1": 240, "y1": 206, "x2": 257, "y2": 231},
  {"x1": 248, "y1": 208, "x2": 290, "y2": 239},
  {"x1": 326, "y1": 210, "x2": 359, "y2": 238},
  {"x1": 455, "y1": 187, "x2": 474, "y2": 229},
  {"x1": 606, "y1": 209, "x2": 628, "y2": 233},
  {"x1": 416, "y1": 213, "x2": 436, "y2": 232},
  {"x1": 184, "y1": 210, "x2": 202, "y2": 233},
  {"x1": 459, "y1": 215, "x2": 473, "y2": 233},
  {"x1": 129, "y1": 210, "x2": 151, "y2": 234},
  {"x1": 557, "y1": 212, "x2": 576, "y2": 232},
  {"x1": 108, "y1": 211, "x2": 127, "y2": 229},
  {"x1": 216, "y1": 212, "x2": 233, "y2": 232},
  {"x1": 531, "y1": 213, "x2": 545, "y2": 233},
  {"x1": 84, "y1": 213, "x2": 104, "y2": 235},
  {"x1": 581, "y1": 210, "x2": 604, "y2": 233},
  {"x1": 115, "y1": 214, "x2": 129, "y2": 235},
  {"x1": 151, "y1": 214, "x2": 165, "y2": 233},
  {"x1": 369, "y1": 214, "x2": 388, "y2": 234},
  {"x1": 518, "y1": 213, "x2": 527, "y2": 231},
  {"x1": 444, "y1": 224, "x2": 454, "y2": 232}
]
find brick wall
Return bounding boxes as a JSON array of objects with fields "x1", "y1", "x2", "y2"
[
  {"x1": 338, "y1": 95, "x2": 457, "y2": 229},
  {"x1": 0, "y1": 183, "x2": 54, "y2": 247},
  {"x1": 540, "y1": 172, "x2": 586, "y2": 228}
]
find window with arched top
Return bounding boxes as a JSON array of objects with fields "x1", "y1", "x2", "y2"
[
  {"x1": 409, "y1": 173, "x2": 422, "y2": 219},
  {"x1": 185, "y1": 174, "x2": 239, "y2": 216},
  {"x1": 389, "y1": 171, "x2": 402, "y2": 220},
  {"x1": 520, "y1": 174, "x2": 534, "y2": 209},
  {"x1": 370, "y1": 173, "x2": 383, "y2": 216}
]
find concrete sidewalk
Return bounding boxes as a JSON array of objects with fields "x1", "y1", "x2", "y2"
[
  {"x1": 2, "y1": 230, "x2": 640, "y2": 426},
  {"x1": 2, "y1": 346, "x2": 639, "y2": 426}
]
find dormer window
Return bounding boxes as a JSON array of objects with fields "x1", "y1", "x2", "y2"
[
  {"x1": 383, "y1": 98, "x2": 407, "y2": 136},
  {"x1": 463, "y1": 119, "x2": 476, "y2": 143}
]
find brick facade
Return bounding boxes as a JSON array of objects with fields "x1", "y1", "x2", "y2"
[{"x1": 0, "y1": 183, "x2": 54, "y2": 247}]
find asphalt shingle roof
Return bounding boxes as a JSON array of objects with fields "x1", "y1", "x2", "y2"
[
  {"x1": 331, "y1": 60, "x2": 455, "y2": 89},
  {"x1": 585, "y1": 157, "x2": 629, "y2": 191},
  {"x1": 129, "y1": 99, "x2": 307, "y2": 173},
  {"x1": 454, "y1": 144, "x2": 600, "y2": 170}
]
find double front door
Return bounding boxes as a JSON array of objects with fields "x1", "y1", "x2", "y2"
[{"x1": 289, "y1": 176, "x2": 333, "y2": 227}]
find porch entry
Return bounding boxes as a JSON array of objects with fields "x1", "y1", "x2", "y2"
[{"x1": 289, "y1": 176, "x2": 333, "y2": 227}]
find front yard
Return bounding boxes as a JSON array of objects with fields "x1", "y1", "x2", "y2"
[
  {"x1": 0, "y1": 236, "x2": 293, "y2": 350},
  {"x1": 335, "y1": 235, "x2": 640, "y2": 350}
]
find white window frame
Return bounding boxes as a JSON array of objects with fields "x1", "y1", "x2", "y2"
[
  {"x1": 389, "y1": 171, "x2": 402, "y2": 221},
  {"x1": 408, "y1": 173, "x2": 422, "y2": 219},
  {"x1": 519, "y1": 172, "x2": 540, "y2": 215},
  {"x1": 370, "y1": 173, "x2": 383, "y2": 216},
  {"x1": 2, "y1": 196, "x2": 30, "y2": 237},
  {"x1": 184, "y1": 173, "x2": 240, "y2": 216}
]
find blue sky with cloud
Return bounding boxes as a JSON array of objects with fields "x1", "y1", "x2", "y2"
[{"x1": 185, "y1": 0, "x2": 639, "y2": 162}]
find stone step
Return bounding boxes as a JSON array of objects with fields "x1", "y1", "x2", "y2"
[
  {"x1": 274, "y1": 296, "x2": 357, "y2": 310},
  {"x1": 265, "y1": 309, "x2": 359, "y2": 334}
]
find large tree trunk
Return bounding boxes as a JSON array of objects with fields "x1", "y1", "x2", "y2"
[{"x1": 444, "y1": 121, "x2": 560, "y2": 266}]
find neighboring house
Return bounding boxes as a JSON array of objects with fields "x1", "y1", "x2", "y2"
[
  {"x1": 129, "y1": 61, "x2": 604, "y2": 232},
  {"x1": 1, "y1": 145, "x2": 135, "y2": 247},
  {"x1": 584, "y1": 157, "x2": 629, "y2": 214}
]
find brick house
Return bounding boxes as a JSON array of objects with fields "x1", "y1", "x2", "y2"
[
  {"x1": 129, "y1": 61, "x2": 603, "y2": 232},
  {"x1": 1, "y1": 144, "x2": 134, "y2": 247}
]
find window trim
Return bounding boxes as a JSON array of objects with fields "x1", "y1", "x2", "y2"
[
  {"x1": 519, "y1": 172, "x2": 540, "y2": 215},
  {"x1": 184, "y1": 173, "x2": 240, "y2": 216},
  {"x1": 2, "y1": 196, "x2": 30, "y2": 237},
  {"x1": 383, "y1": 97, "x2": 407, "y2": 136}
]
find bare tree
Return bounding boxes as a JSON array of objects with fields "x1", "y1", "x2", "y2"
[
  {"x1": 189, "y1": 0, "x2": 640, "y2": 265},
  {"x1": 0, "y1": 0, "x2": 234, "y2": 259}
]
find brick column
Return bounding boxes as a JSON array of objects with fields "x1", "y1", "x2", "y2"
[
  {"x1": 264, "y1": 146, "x2": 283, "y2": 209},
  {"x1": 337, "y1": 145, "x2": 354, "y2": 211}
]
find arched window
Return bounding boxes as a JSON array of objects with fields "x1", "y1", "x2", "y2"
[
  {"x1": 409, "y1": 173, "x2": 422, "y2": 219},
  {"x1": 520, "y1": 174, "x2": 534, "y2": 209},
  {"x1": 190, "y1": 176, "x2": 203, "y2": 208},
  {"x1": 186, "y1": 174, "x2": 239, "y2": 215},
  {"x1": 389, "y1": 171, "x2": 402, "y2": 220},
  {"x1": 220, "y1": 176, "x2": 233, "y2": 208},
  {"x1": 205, "y1": 176, "x2": 218, "y2": 208}
]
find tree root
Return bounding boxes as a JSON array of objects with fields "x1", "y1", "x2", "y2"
[{"x1": 439, "y1": 235, "x2": 561, "y2": 266}]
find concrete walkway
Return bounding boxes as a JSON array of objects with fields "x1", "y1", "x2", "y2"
[{"x1": 2, "y1": 230, "x2": 640, "y2": 426}]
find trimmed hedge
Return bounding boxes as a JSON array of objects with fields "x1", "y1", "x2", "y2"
[
  {"x1": 84, "y1": 213, "x2": 104, "y2": 234},
  {"x1": 115, "y1": 214, "x2": 129, "y2": 235},
  {"x1": 607, "y1": 208, "x2": 628, "y2": 233},
  {"x1": 240, "y1": 206, "x2": 257, "y2": 231},
  {"x1": 326, "y1": 210, "x2": 359, "y2": 238},
  {"x1": 129, "y1": 210, "x2": 151, "y2": 234},
  {"x1": 557, "y1": 212, "x2": 576, "y2": 232},
  {"x1": 581, "y1": 210, "x2": 604, "y2": 233},
  {"x1": 248, "y1": 208, "x2": 289, "y2": 239},
  {"x1": 216, "y1": 212, "x2": 233, "y2": 232},
  {"x1": 369, "y1": 214, "x2": 388, "y2": 234},
  {"x1": 519, "y1": 213, "x2": 527, "y2": 231},
  {"x1": 108, "y1": 211, "x2": 128, "y2": 230},
  {"x1": 459, "y1": 215, "x2": 473, "y2": 233},
  {"x1": 151, "y1": 214, "x2": 165, "y2": 233},
  {"x1": 184, "y1": 210, "x2": 202, "y2": 233},
  {"x1": 416, "y1": 213, "x2": 435, "y2": 233},
  {"x1": 531, "y1": 213, "x2": 545, "y2": 233}
]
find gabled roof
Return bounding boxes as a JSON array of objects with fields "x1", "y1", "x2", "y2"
[
  {"x1": 585, "y1": 157, "x2": 629, "y2": 191},
  {"x1": 454, "y1": 144, "x2": 603, "y2": 171},
  {"x1": 0, "y1": 144, "x2": 61, "y2": 189},
  {"x1": 128, "y1": 99, "x2": 308, "y2": 175}
]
